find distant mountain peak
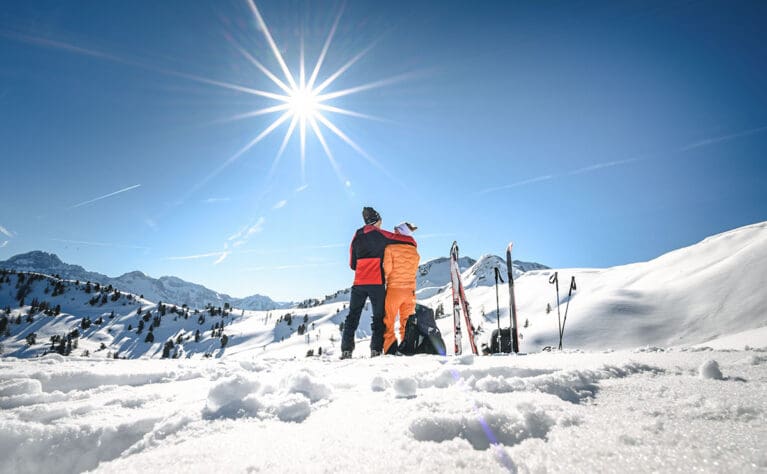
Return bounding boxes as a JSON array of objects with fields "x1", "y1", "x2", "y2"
[
  {"x1": 0, "y1": 251, "x2": 286, "y2": 310},
  {"x1": 4, "y1": 250, "x2": 64, "y2": 267},
  {"x1": 120, "y1": 270, "x2": 147, "y2": 279}
]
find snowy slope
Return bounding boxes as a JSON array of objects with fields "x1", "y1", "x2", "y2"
[
  {"x1": 2, "y1": 223, "x2": 767, "y2": 474},
  {"x1": 0, "y1": 251, "x2": 287, "y2": 310},
  {"x1": 423, "y1": 221, "x2": 767, "y2": 353},
  {"x1": 2, "y1": 222, "x2": 766, "y2": 361},
  {"x1": 1, "y1": 349, "x2": 765, "y2": 473}
]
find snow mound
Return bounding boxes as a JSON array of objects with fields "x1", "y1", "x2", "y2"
[
  {"x1": 699, "y1": 359, "x2": 724, "y2": 380},
  {"x1": 270, "y1": 394, "x2": 312, "y2": 422},
  {"x1": 202, "y1": 374, "x2": 262, "y2": 419},
  {"x1": 371, "y1": 376, "x2": 388, "y2": 392},
  {"x1": 393, "y1": 377, "x2": 417, "y2": 398},
  {"x1": 0, "y1": 416, "x2": 159, "y2": 474},
  {"x1": 409, "y1": 402, "x2": 569, "y2": 450},
  {"x1": 23, "y1": 367, "x2": 205, "y2": 393},
  {"x1": 282, "y1": 370, "x2": 332, "y2": 403},
  {"x1": 202, "y1": 369, "x2": 331, "y2": 422},
  {"x1": 419, "y1": 362, "x2": 661, "y2": 403},
  {"x1": 0, "y1": 378, "x2": 42, "y2": 397}
]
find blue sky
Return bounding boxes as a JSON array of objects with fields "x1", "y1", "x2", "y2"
[{"x1": 1, "y1": 0, "x2": 766, "y2": 301}]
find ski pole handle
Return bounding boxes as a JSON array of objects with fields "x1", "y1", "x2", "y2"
[
  {"x1": 570, "y1": 276, "x2": 577, "y2": 292},
  {"x1": 549, "y1": 271, "x2": 558, "y2": 285},
  {"x1": 494, "y1": 267, "x2": 504, "y2": 284}
]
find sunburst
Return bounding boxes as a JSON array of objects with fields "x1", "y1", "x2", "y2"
[{"x1": 207, "y1": 0, "x2": 408, "y2": 187}]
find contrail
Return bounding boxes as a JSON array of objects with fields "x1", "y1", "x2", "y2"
[
  {"x1": 165, "y1": 251, "x2": 227, "y2": 261},
  {"x1": 477, "y1": 175, "x2": 554, "y2": 195},
  {"x1": 0, "y1": 225, "x2": 12, "y2": 238},
  {"x1": 679, "y1": 124, "x2": 767, "y2": 152},
  {"x1": 69, "y1": 184, "x2": 141, "y2": 209},
  {"x1": 50, "y1": 238, "x2": 150, "y2": 250},
  {"x1": 567, "y1": 158, "x2": 639, "y2": 176}
]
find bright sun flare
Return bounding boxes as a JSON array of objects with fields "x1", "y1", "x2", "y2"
[
  {"x1": 203, "y1": 0, "x2": 410, "y2": 187},
  {"x1": 287, "y1": 87, "x2": 318, "y2": 119}
]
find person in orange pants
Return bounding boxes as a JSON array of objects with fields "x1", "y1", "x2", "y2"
[{"x1": 382, "y1": 222, "x2": 420, "y2": 354}]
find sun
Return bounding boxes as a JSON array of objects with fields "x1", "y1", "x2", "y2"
[
  {"x1": 194, "y1": 0, "x2": 412, "y2": 187},
  {"x1": 287, "y1": 87, "x2": 318, "y2": 119}
]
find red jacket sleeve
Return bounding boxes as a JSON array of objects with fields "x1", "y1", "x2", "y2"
[{"x1": 378, "y1": 228, "x2": 417, "y2": 247}]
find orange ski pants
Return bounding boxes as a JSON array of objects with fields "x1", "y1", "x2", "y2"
[{"x1": 384, "y1": 287, "x2": 416, "y2": 353}]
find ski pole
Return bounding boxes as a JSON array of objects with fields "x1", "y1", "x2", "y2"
[
  {"x1": 494, "y1": 267, "x2": 504, "y2": 352},
  {"x1": 559, "y1": 276, "x2": 577, "y2": 350},
  {"x1": 549, "y1": 272, "x2": 561, "y2": 349}
]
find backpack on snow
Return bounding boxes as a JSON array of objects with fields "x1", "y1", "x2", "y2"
[
  {"x1": 399, "y1": 304, "x2": 446, "y2": 356},
  {"x1": 490, "y1": 328, "x2": 512, "y2": 354}
]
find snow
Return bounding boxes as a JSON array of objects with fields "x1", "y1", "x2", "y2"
[
  {"x1": 1, "y1": 222, "x2": 767, "y2": 472},
  {"x1": 1, "y1": 350, "x2": 765, "y2": 473},
  {"x1": 393, "y1": 376, "x2": 418, "y2": 398}
]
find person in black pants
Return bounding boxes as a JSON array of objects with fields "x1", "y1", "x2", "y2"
[{"x1": 341, "y1": 206, "x2": 415, "y2": 359}]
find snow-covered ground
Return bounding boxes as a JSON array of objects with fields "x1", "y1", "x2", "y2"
[
  {"x1": 2, "y1": 221, "x2": 767, "y2": 473},
  {"x1": 1, "y1": 348, "x2": 766, "y2": 473}
]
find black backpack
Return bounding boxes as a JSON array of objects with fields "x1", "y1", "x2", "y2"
[
  {"x1": 490, "y1": 328, "x2": 512, "y2": 354},
  {"x1": 399, "y1": 304, "x2": 447, "y2": 356}
]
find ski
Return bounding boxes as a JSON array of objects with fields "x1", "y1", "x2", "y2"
[
  {"x1": 506, "y1": 242, "x2": 520, "y2": 353},
  {"x1": 450, "y1": 241, "x2": 478, "y2": 355}
]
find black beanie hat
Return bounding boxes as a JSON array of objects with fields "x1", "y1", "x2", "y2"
[{"x1": 362, "y1": 207, "x2": 381, "y2": 225}]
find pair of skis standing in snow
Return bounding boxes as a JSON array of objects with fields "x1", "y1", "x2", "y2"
[
  {"x1": 451, "y1": 243, "x2": 577, "y2": 355},
  {"x1": 449, "y1": 241, "x2": 520, "y2": 355}
]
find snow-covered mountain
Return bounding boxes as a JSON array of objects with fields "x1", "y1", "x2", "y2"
[
  {"x1": 2, "y1": 223, "x2": 766, "y2": 474},
  {"x1": 0, "y1": 251, "x2": 288, "y2": 311},
  {"x1": 416, "y1": 254, "x2": 548, "y2": 298},
  {"x1": 416, "y1": 256, "x2": 476, "y2": 289},
  {"x1": 1, "y1": 222, "x2": 765, "y2": 361}
]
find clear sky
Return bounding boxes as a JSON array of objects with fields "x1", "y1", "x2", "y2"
[{"x1": 1, "y1": 0, "x2": 766, "y2": 301}]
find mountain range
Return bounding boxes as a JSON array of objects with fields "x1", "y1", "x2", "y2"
[
  {"x1": 0, "y1": 251, "x2": 548, "y2": 311},
  {"x1": 0, "y1": 251, "x2": 286, "y2": 311}
]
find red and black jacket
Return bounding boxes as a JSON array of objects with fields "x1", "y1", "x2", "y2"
[{"x1": 349, "y1": 225, "x2": 416, "y2": 286}]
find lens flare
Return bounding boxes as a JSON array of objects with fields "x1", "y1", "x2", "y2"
[{"x1": 213, "y1": 1, "x2": 411, "y2": 187}]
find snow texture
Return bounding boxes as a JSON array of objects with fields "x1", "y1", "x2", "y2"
[{"x1": 0, "y1": 223, "x2": 766, "y2": 473}]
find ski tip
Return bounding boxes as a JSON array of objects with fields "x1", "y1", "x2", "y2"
[{"x1": 506, "y1": 242, "x2": 514, "y2": 253}]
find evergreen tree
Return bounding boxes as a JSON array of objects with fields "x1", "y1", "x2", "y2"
[{"x1": 162, "y1": 340, "x2": 174, "y2": 358}]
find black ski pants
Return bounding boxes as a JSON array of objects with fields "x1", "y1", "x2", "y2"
[{"x1": 342, "y1": 284, "x2": 386, "y2": 353}]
